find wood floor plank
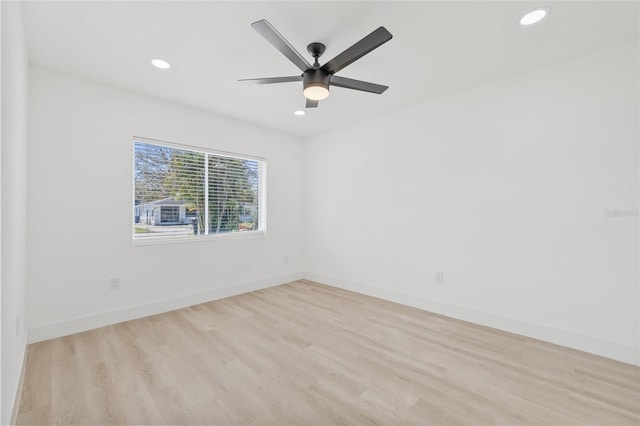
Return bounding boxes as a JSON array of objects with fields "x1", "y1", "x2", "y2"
[{"x1": 17, "y1": 280, "x2": 640, "y2": 425}]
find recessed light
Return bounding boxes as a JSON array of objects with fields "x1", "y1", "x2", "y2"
[
  {"x1": 151, "y1": 59, "x2": 171, "y2": 69},
  {"x1": 294, "y1": 110, "x2": 305, "y2": 116},
  {"x1": 520, "y1": 8, "x2": 549, "y2": 26}
]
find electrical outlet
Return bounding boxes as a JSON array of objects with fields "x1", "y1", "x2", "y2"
[
  {"x1": 435, "y1": 272, "x2": 444, "y2": 284},
  {"x1": 108, "y1": 277, "x2": 121, "y2": 291}
]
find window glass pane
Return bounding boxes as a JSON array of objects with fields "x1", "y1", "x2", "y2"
[
  {"x1": 208, "y1": 155, "x2": 260, "y2": 234},
  {"x1": 134, "y1": 141, "x2": 205, "y2": 238}
]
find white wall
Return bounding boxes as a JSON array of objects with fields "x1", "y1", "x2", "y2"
[
  {"x1": 27, "y1": 67, "x2": 305, "y2": 342},
  {"x1": 1, "y1": 1, "x2": 29, "y2": 423},
  {"x1": 305, "y1": 39, "x2": 639, "y2": 365}
]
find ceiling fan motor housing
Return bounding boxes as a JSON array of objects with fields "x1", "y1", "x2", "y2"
[{"x1": 303, "y1": 69, "x2": 330, "y2": 100}]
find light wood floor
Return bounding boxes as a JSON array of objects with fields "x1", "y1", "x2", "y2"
[{"x1": 16, "y1": 280, "x2": 640, "y2": 425}]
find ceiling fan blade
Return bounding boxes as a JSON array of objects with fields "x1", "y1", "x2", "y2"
[
  {"x1": 238, "y1": 76, "x2": 302, "y2": 85},
  {"x1": 306, "y1": 98, "x2": 319, "y2": 108},
  {"x1": 330, "y1": 75, "x2": 388, "y2": 94},
  {"x1": 251, "y1": 19, "x2": 312, "y2": 72},
  {"x1": 320, "y1": 27, "x2": 392, "y2": 75}
]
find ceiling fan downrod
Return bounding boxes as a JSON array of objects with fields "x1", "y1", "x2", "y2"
[{"x1": 307, "y1": 42, "x2": 326, "y2": 69}]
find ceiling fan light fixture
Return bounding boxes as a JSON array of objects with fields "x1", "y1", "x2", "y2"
[
  {"x1": 303, "y1": 84, "x2": 330, "y2": 101},
  {"x1": 303, "y1": 69, "x2": 330, "y2": 100}
]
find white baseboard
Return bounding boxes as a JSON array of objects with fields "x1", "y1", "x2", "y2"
[
  {"x1": 304, "y1": 272, "x2": 640, "y2": 366},
  {"x1": 28, "y1": 272, "x2": 304, "y2": 344}
]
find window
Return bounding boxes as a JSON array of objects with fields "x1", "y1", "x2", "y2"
[{"x1": 133, "y1": 138, "x2": 265, "y2": 241}]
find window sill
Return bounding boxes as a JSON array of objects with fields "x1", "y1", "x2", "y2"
[{"x1": 133, "y1": 230, "x2": 266, "y2": 246}]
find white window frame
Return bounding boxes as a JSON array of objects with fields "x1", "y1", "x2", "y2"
[{"x1": 132, "y1": 136, "x2": 267, "y2": 246}]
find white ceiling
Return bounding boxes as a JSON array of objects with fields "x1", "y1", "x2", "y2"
[{"x1": 22, "y1": 1, "x2": 639, "y2": 138}]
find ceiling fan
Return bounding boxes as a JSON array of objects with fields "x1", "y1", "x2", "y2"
[{"x1": 239, "y1": 19, "x2": 393, "y2": 108}]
